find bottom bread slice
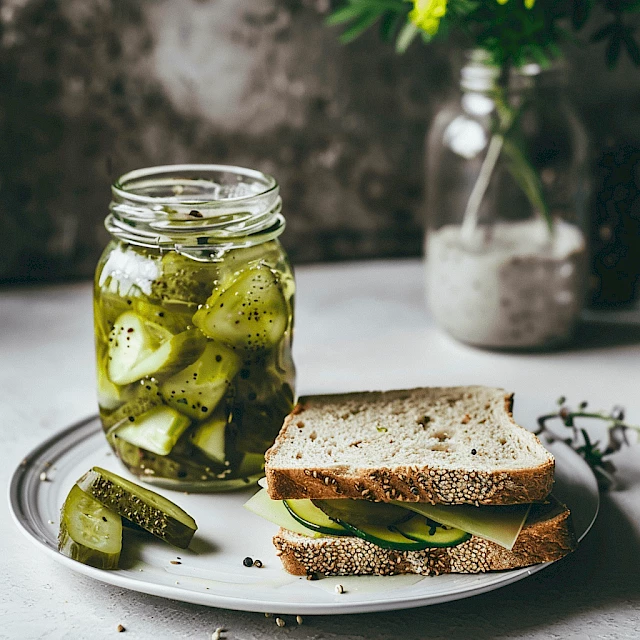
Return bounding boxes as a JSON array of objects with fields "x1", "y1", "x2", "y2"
[{"x1": 273, "y1": 499, "x2": 576, "y2": 576}]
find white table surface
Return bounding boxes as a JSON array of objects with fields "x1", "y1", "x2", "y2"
[{"x1": 2, "y1": 258, "x2": 639, "y2": 640}]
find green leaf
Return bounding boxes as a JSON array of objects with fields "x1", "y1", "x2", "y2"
[
  {"x1": 380, "y1": 11, "x2": 402, "y2": 41},
  {"x1": 572, "y1": 0, "x2": 593, "y2": 30},
  {"x1": 622, "y1": 29, "x2": 640, "y2": 64},
  {"x1": 339, "y1": 10, "x2": 382, "y2": 43},
  {"x1": 395, "y1": 21, "x2": 419, "y2": 53},
  {"x1": 591, "y1": 23, "x2": 617, "y2": 42},
  {"x1": 325, "y1": 4, "x2": 369, "y2": 26},
  {"x1": 606, "y1": 32, "x2": 623, "y2": 67},
  {"x1": 501, "y1": 136, "x2": 552, "y2": 232}
]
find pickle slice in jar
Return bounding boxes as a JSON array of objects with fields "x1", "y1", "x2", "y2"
[
  {"x1": 236, "y1": 452, "x2": 266, "y2": 478},
  {"x1": 107, "y1": 312, "x2": 205, "y2": 385},
  {"x1": 76, "y1": 467, "x2": 198, "y2": 548},
  {"x1": 192, "y1": 265, "x2": 288, "y2": 351},
  {"x1": 97, "y1": 350, "x2": 124, "y2": 411},
  {"x1": 132, "y1": 299, "x2": 193, "y2": 334},
  {"x1": 107, "y1": 312, "x2": 172, "y2": 384},
  {"x1": 113, "y1": 405, "x2": 192, "y2": 456},
  {"x1": 151, "y1": 252, "x2": 221, "y2": 307},
  {"x1": 101, "y1": 380, "x2": 163, "y2": 430},
  {"x1": 161, "y1": 341, "x2": 241, "y2": 421},
  {"x1": 190, "y1": 409, "x2": 227, "y2": 464},
  {"x1": 58, "y1": 484, "x2": 122, "y2": 570}
]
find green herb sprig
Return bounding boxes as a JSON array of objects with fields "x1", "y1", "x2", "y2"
[
  {"x1": 536, "y1": 397, "x2": 640, "y2": 490},
  {"x1": 327, "y1": 0, "x2": 640, "y2": 69}
]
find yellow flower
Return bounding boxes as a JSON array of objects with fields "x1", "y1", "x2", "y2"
[
  {"x1": 409, "y1": 0, "x2": 448, "y2": 37},
  {"x1": 496, "y1": 0, "x2": 535, "y2": 6}
]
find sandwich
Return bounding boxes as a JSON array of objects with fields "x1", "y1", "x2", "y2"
[{"x1": 244, "y1": 386, "x2": 576, "y2": 576}]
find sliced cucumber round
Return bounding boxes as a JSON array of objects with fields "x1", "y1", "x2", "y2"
[
  {"x1": 284, "y1": 499, "x2": 350, "y2": 536},
  {"x1": 337, "y1": 517, "x2": 430, "y2": 551},
  {"x1": 58, "y1": 484, "x2": 122, "y2": 569},
  {"x1": 76, "y1": 467, "x2": 197, "y2": 548},
  {"x1": 192, "y1": 265, "x2": 288, "y2": 351},
  {"x1": 114, "y1": 405, "x2": 192, "y2": 456},
  {"x1": 392, "y1": 517, "x2": 471, "y2": 548},
  {"x1": 161, "y1": 341, "x2": 241, "y2": 421},
  {"x1": 312, "y1": 499, "x2": 413, "y2": 528}
]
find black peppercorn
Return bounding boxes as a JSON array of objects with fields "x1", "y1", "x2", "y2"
[{"x1": 243, "y1": 556, "x2": 253, "y2": 567}]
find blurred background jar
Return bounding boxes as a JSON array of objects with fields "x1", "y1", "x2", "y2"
[
  {"x1": 425, "y1": 51, "x2": 590, "y2": 350},
  {"x1": 94, "y1": 164, "x2": 295, "y2": 490}
]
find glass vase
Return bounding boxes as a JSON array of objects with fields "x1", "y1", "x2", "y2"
[{"x1": 425, "y1": 51, "x2": 590, "y2": 350}]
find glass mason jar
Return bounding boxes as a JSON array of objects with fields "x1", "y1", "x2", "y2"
[
  {"x1": 94, "y1": 165, "x2": 295, "y2": 490},
  {"x1": 425, "y1": 51, "x2": 590, "y2": 350}
]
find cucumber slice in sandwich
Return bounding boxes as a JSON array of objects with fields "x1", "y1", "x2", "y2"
[
  {"x1": 312, "y1": 499, "x2": 412, "y2": 528},
  {"x1": 284, "y1": 499, "x2": 349, "y2": 536},
  {"x1": 58, "y1": 484, "x2": 122, "y2": 569},
  {"x1": 337, "y1": 517, "x2": 430, "y2": 551},
  {"x1": 392, "y1": 517, "x2": 471, "y2": 547},
  {"x1": 76, "y1": 467, "x2": 197, "y2": 548}
]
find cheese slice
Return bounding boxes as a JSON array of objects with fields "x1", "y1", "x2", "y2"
[
  {"x1": 243, "y1": 489, "x2": 321, "y2": 538},
  {"x1": 395, "y1": 501, "x2": 531, "y2": 550}
]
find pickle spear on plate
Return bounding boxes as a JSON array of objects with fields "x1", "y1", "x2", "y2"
[
  {"x1": 76, "y1": 467, "x2": 198, "y2": 549},
  {"x1": 58, "y1": 484, "x2": 122, "y2": 569}
]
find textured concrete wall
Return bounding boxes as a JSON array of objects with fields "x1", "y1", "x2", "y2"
[{"x1": 0, "y1": 0, "x2": 639, "y2": 305}]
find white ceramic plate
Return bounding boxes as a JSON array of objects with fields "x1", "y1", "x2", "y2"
[{"x1": 8, "y1": 414, "x2": 598, "y2": 615}]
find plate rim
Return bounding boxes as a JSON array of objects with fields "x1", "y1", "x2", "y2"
[{"x1": 8, "y1": 413, "x2": 600, "y2": 615}]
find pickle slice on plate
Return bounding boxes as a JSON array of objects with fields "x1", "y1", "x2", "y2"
[
  {"x1": 76, "y1": 467, "x2": 197, "y2": 548},
  {"x1": 58, "y1": 484, "x2": 122, "y2": 569}
]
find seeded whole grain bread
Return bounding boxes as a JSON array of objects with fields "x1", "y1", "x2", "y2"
[
  {"x1": 273, "y1": 497, "x2": 576, "y2": 576},
  {"x1": 265, "y1": 387, "x2": 554, "y2": 505}
]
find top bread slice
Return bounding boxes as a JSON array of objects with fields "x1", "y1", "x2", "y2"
[{"x1": 265, "y1": 386, "x2": 554, "y2": 505}]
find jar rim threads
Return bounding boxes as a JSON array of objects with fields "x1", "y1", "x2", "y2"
[{"x1": 107, "y1": 164, "x2": 284, "y2": 251}]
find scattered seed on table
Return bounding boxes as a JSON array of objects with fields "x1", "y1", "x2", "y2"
[
  {"x1": 275, "y1": 617, "x2": 285, "y2": 627},
  {"x1": 116, "y1": 624, "x2": 125, "y2": 632},
  {"x1": 243, "y1": 557, "x2": 253, "y2": 567},
  {"x1": 170, "y1": 560, "x2": 181, "y2": 565},
  {"x1": 211, "y1": 627, "x2": 226, "y2": 640},
  {"x1": 253, "y1": 559, "x2": 263, "y2": 568},
  {"x1": 296, "y1": 615, "x2": 303, "y2": 625},
  {"x1": 264, "y1": 613, "x2": 273, "y2": 618},
  {"x1": 335, "y1": 584, "x2": 344, "y2": 594},
  {"x1": 39, "y1": 472, "x2": 49, "y2": 482}
]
